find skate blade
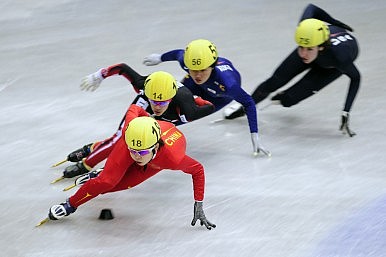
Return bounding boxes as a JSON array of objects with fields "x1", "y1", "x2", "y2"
[
  {"x1": 261, "y1": 149, "x2": 272, "y2": 158},
  {"x1": 253, "y1": 150, "x2": 272, "y2": 158},
  {"x1": 35, "y1": 217, "x2": 49, "y2": 227},
  {"x1": 63, "y1": 184, "x2": 76, "y2": 191},
  {"x1": 258, "y1": 102, "x2": 273, "y2": 111},
  {"x1": 51, "y1": 159, "x2": 67, "y2": 167},
  {"x1": 50, "y1": 176, "x2": 64, "y2": 184},
  {"x1": 210, "y1": 118, "x2": 227, "y2": 124}
]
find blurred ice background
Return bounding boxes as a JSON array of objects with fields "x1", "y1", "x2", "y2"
[{"x1": 1, "y1": 0, "x2": 386, "y2": 256}]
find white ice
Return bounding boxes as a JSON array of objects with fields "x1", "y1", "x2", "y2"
[{"x1": 1, "y1": 0, "x2": 386, "y2": 257}]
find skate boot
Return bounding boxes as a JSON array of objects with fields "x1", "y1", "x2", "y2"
[
  {"x1": 74, "y1": 168, "x2": 103, "y2": 187},
  {"x1": 48, "y1": 199, "x2": 76, "y2": 220},
  {"x1": 67, "y1": 143, "x2": 92, "y2": 162},
  {"x1": 62, "y1": 162, "x2": 90, "y2": 178},
  {"x1": 223, "y1": 103, "x2": 245, "y2": 120},
  {"x1": 271, "y1": 92, "x2": 285, "y2": 105}
]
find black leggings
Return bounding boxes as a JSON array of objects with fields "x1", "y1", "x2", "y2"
[{"x1": 252, "y1": 49, "x2": 342, "y2": 107}]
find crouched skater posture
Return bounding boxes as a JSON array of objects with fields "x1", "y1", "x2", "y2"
[
  {"x1": 59, "y1": 69, "x2": 214, "y2": 179},
  {"x1": 143, "y1": 39, "x2": 270, "y2": 156},
  {"x1": 224, "y1": 4, "x2": 360, "y2": 137},
  {"x1": 48, "y1": 106, "x2": 216, "y2": 230}
]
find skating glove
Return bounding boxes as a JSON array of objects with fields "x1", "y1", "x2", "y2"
[
  {"x1": 74, "y1": 168, "x2": 103, "y2": 187},
  {"x1": 48, "y1": 199, "x2": 76, "y2": 220},
  {"x1": 339, "y1": 111, "x2": 356, "y2": 137},
  {"x1": 191, "y1": 201, "x2": 216, "y2": 230},
  {"x1": 80, "y1": 69, "x2": 104, "y2": 92},
  {"x1": 194, "y1": 96, "x2": 214, "y2": 107},
  {"x1": 251, "y1": 132, "x2": 271, "y2": 157},
  {"x1": 143, "y1": 54, "x2": 162, "y2": 66}
]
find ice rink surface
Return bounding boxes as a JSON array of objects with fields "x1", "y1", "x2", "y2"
[{"x1": 1, "y1": 0, "x2": 386, "y2": 256}]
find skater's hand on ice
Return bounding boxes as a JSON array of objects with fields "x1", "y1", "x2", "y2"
[
  {"x1": 191, "y1": 201, "x2": 216, "y2": 230},
  {"x1": 340, "y1": 111, "x2": 356, "y2": 137},
  {"x1": 251, "y1": 132, "x2": 271, "y2": 157},
  {"x1": 80, "y1": 69, "x2": 104, "y2": 92}
]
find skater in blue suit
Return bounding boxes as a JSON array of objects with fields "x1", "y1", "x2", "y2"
[{"x1": 143, "y1": 39, "x2": 270, "y2": 156}]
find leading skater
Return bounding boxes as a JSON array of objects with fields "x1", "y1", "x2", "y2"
[
  {"x1": 47, "y1": 108, "x2": 216, "y2": 230},
  {"x1": 224, "y1": 4, "x2": 360, "y2": 137}
]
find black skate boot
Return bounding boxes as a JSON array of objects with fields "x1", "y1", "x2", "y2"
[
  {"x1": 225, "y1": 106, "x2": 245, "y2": 119},
  {"x1": 67, "y1": 143, "x2": 92, "y2": 162},
  {"x1": 271, "y1": 91, "x2": 285, "y2": 105},
  {"x1": 63, "y1": 162, "x2": 90, "y2": 178}
]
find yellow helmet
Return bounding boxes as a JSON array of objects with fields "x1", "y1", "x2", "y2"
[
  {"x1": 295, "y1": 18, "x2": 330, "y2": 47},
  {"x1": 184, "y1": 39, "x2": 218, "y2": 70},
  {"x1": 144, "y1": 71, "x2": 178, "y2": 101},
  {"x1": 125, "y1": 116, "x2": 161, "y2": 150}
]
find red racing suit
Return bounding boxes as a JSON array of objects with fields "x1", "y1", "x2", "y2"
[
  {"x1": 80, "y1": 63, "x2": 214, "y2": 171},
  {"x1": 69, "y1": 105, "x2": 205, "y2": 208}
]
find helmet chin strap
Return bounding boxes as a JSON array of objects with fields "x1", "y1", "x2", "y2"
[
  {"x1": 143, "y1": 148, "x2": 158, "y2": 170},
  {"x1": 151, "y1": 145, "x2": 158, "y2": 160}
]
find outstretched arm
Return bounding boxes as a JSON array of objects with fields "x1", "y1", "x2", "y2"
[
  {"x1": 341, "y1": 63, "x2": 360, "y2": 113},
  {"x1": 338, "y1": 62, "x2": 360, "y2": 137},
  {"x1": 80, "y1": 63, "x2": 147, "y2": 93},
  {"x1": 143, "y1": 49, "x2": 187, "y2": 71},
  {"x1": 176, "y1": 155, "x2": 216, "y2": 230},
  {"x1": 101, "y1": 63, "x2": 147, "y2": 92},
  {"x1": 177, "y1": 155, "x2": 205, "y2": 201}
]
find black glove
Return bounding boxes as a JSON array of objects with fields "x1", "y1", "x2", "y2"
[
  {"x1": 191, "y1": 201, "x2": 216, "y2": 230},
  {"x1": 339, "y1": 111, "x2": 356, "y2": 137}
]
